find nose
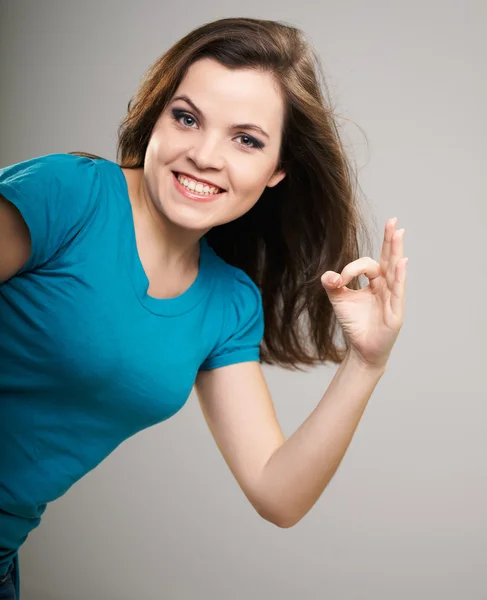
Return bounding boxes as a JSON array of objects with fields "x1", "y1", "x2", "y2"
[{"x1": 186, "y1": 134, "x2": 224, "y2": 171}]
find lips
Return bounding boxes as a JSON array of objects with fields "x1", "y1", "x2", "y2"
[
  {"x1": 173, "y1": 171, "x2": 225, "y2": 192},
  {"x1": 172, "y1": 171, "x2": 225, "y2": 202}
]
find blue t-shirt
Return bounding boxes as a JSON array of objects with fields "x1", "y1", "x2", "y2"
[{"x1": 0, "y1": 154, "x2": 264, "y2": 585}]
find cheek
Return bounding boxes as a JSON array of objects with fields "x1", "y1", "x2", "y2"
[
  {"x1": 229, "y1": 177, "x2": 268, "y2": 217},
  {"x1": 233, "y1": 166, "x2": 270, "y2": 193},
  {"x1": 147, "y1": 128, "x2": 180, "y2": 161}
]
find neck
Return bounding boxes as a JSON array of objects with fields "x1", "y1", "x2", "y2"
[{"x1": 123, "y1": 167, "x2": 204, "y2": 271}]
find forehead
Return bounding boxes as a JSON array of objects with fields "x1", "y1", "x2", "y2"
[{"x1": 173, "y1": 58, "x2": 285, "y2": 134}]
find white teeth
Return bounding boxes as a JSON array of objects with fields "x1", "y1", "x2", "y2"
[{"x1": 176, "y1": 173, "x2": 222, "y2": 195}]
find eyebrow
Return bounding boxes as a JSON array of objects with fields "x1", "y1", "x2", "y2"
[{"x1": 171, "y1": 94, "x2": 270, "y2": 140}]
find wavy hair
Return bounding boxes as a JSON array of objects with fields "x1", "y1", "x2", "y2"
[{"x1": 70, "y1": 17, "x2": 376, "y2": 370}]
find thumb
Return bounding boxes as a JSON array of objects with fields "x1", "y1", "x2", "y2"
[{"x1": 321, "y1": 271, "x2": 342, "y2": 289}]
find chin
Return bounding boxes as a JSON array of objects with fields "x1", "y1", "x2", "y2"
[{"x1": 163, "y1": 206, "x2": 215, "y2": 233}]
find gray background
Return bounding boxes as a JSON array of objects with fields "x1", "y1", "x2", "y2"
[{"x1": 1, "y1": 0, "x2": 486, "y2": 599}]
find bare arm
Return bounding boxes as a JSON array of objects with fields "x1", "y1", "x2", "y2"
[
  {"x1": 0, "y1": 194, "x2": 31, "y2": 283},
  {"x1": 256, "y1": 349, "x2": 386, "y2": 527},
  {"x1": 195, "y1": 350, "x2": 385, "y2": 528},
  {"x1": 195, "y1": 218, "x2": 403, "y2": 528}
]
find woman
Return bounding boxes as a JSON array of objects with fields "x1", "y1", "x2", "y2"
[{"x1": 0, "y1": 17, "x2": 407, "y2": 599}]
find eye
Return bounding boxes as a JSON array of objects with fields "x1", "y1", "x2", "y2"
[
  {"x1": 171, "y1": 109, "x2": 265, "y2": 150},
  {"x1": 172, "y1": 109, "x2": 198, "y2": 128},
  {"x1": 235, "y1": 134, "x2": 264, "y2": 150}
]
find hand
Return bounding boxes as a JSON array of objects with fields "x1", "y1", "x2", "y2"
[{"x1": 320, "y1": 217, "x2": 408, "y2": 369}]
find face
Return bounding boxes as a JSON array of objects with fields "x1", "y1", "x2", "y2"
[{"x1": 142, "y1": 58, "x2": 286, "y2": 237}]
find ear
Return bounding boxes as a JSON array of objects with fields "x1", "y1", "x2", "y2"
[{"x1": 266, "y1": 169, "x2": 286, "y2": 188}]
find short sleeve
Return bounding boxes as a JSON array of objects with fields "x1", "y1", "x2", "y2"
[
  {"x1": 0, "y1": 153, "x2": 100, "y2": 273},
  {"x1": 199, "y1": 268, "x2": 264, "y2": 371}
]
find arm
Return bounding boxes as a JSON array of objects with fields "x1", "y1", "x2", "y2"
[
  {"x1": 0, "y1": 194, "x2": 31, "y2": 283},
  {"x1": 194, "y1": 350, "x2": 385, "y2": 529},
  {"x1": 256, "y1": 349, "x2": 385, "y2": 528}
]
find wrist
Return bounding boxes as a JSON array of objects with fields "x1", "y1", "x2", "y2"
[{"x1": 346, "y1": 348, "x2": 388, "y2": 373}]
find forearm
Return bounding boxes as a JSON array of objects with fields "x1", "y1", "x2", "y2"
[{"x1": 257, "y1": 350, "x2": 386, "y2": 528}]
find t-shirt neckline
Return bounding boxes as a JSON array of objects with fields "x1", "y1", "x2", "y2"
[{"x1": 111, "y1": 160, "x2": 213, "y2": 317}]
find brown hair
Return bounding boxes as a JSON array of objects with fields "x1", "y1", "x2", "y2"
[{"x1": 70, "y1": 17, "x2": 377, "y2": 371}]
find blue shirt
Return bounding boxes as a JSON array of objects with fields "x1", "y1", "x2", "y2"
[{"x1": 0, "y1": 153, "x2": 264, "y2": 587}]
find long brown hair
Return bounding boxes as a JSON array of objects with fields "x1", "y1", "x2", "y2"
[{"x1": 70, "y1": 17, "x2": 377, "y2": 371}]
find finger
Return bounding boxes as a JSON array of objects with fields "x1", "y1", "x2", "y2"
[
  {"x1": 390, "y1": 256, "x2": 408, "y2": 318},
  {"x1": 380, "y1": 217, "x2": 398, "y2": 271},
  {"x1": 387, "y1": 228, "x2": 405, "y2": 289},
  {"x1": 337, "y1": 257, "x2": 381, "y2": 287}
]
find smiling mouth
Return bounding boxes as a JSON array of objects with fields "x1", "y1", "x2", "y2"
[
  {"x1": 172, "y1": 171, "x2": 226, "y2": 201},
  {"x1": 173, "y1": 172, "x2": 225, "y2": 193}
]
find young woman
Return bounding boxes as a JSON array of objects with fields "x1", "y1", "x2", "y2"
[{"x1": 0, "y1": 17, "x2": 407, "y2": 599}]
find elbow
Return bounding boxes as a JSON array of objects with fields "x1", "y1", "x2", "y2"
[
  {"x1": 252, "y1": 490, "x2": 301, "y2": 529},
  {"x1": 265, "y1": 513, "x2": 299, "y2": 529},
  {"x1": 256, "y1": 504, "x2": 299, "y2": 529},
  {"x1": 251, "y1": 479, "x2": 301, "y2": 528},
  {"x1": 275, "y1": 513, "x2": 300, "y2": 529}
]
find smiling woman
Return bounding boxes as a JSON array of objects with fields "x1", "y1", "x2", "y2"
[
  {"x1": 69, "y1": 17, "x2": 376, "y2": 367},
  {"x1": 0, "y1": 16, "x2": 407, "y2": 600}
]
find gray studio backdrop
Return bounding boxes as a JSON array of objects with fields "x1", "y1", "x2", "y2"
[{"x1": 1, "y1": 1, "x2": 485, "y2": 599}]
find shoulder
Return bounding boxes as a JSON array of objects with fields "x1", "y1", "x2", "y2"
[
  {"x1": 0, "y1": 152, "x2": 102, "y2": 203},
  {"x1": 228, "y1": 264, "x2": 262, "y2": 307},
  {"x1": 2, "y1": 151, "x2": 102, "y2": 205},
  {"x1": 198, "y1": 260, "x2": 264, "y2": 371},
  {"x1": 0, "y1": 152, "x2": 98, "y2": 180},
  {"x1": 0, "y1": 153, "x2": 103, "y2": 272},
  {"x1": 205, "y1": 247, "x2": 262, "y2": 306},
  {"x1": 210, "y1": 255, "x2": 263, "y2": 331}
]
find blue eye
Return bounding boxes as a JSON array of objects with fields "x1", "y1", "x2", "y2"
[
  {"x1": 171, "y1": 109, "x2": 197, "y2": 129},
  {"x1": 174, "y1": 111, "x2": 196, "y2": 128},
  {"x1": 171, "y1": 109, "x2": 264, "y2": 150}
]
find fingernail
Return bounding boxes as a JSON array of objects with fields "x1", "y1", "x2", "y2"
[{"x1": 331, "y1": 274, "x2": 340, "y2": 285}]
